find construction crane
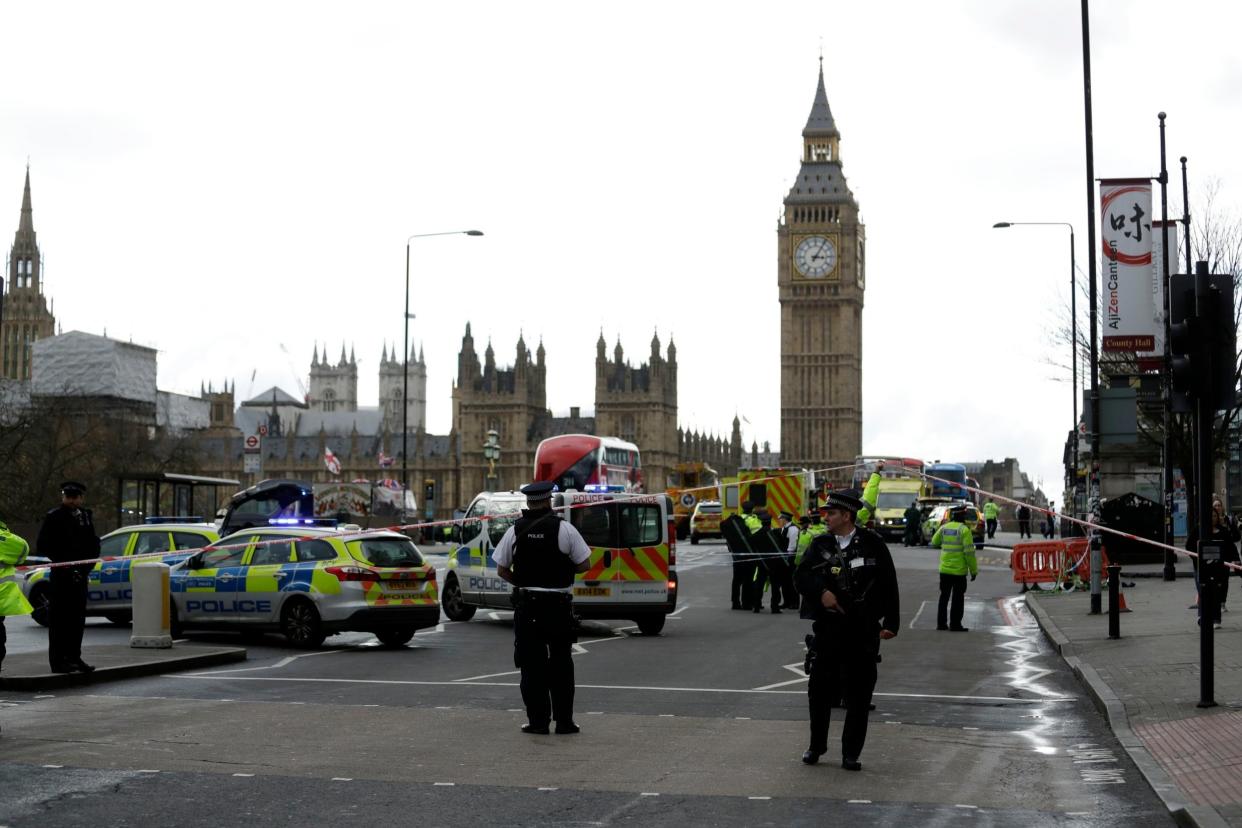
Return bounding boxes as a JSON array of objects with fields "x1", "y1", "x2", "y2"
[{"x1": 278, "y1": 343, "x2": 310, "y2": 403}]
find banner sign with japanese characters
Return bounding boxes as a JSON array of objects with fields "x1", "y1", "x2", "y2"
[{"x1": 1100, "y1": 178, "x2": 1156, "y2": 352}]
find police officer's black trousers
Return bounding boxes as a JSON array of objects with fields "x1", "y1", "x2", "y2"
[
  {"x1": 513, "y1": 593, "x2": 576, "y2": 727},
  {"x1": 765, "y1": 556, "x2": 793, "y2": 610},
  {"x1": 986, "y1": 519, "x2": 997, "y2": 539},
  {"x1": 748, "y1": 560, "x2": 770, "y2": 611},
  {"x1": 49, "y1": 571, "x2": 88, "y2": 668},
  {"x1": 731, "y1": 553, "x2": 751, "y2": 608},
  {"x1": 0, "y1": 615, "x2": 7, "y2": 671},
  {"x1": 807, "y1": 619, "x2": 878, "y2": 760},
  {"x1": 937, "y1": 573, "x2": 968, "y2": 629}
]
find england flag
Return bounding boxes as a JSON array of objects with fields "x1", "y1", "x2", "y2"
[{"x1": 324, "y1": 447, "x2": 341, "y2": 476}]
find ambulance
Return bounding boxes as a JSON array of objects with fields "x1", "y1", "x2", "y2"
[{"x1": 440, "y1": 488, "x2": 677, "y2": 635}]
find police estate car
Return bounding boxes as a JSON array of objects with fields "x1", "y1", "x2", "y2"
[
  {"x1": 169, "y1": 523, "x2": 439, "y2": 648},
  {"x1": 23, "y1": 519, "x2": 219, "y2": 627}
]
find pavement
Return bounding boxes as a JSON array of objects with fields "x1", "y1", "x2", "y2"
[
  {"x1": 0, "y1": 641, "x2": 246, "y2": 691},
  {"x1": 1026, "y1": 560, "x2": 1242, "y2": 828}
]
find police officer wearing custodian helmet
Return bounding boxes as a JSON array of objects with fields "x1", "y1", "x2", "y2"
[
  {"x1": 795, "y1": 488, "x2": 900, "y2": 771},
  {"x1": 493, "y1": 481, "x2": 592, "y2": 735},
  {"x1": 36, "y1": 481, "x2": 101, "y2": 673}
]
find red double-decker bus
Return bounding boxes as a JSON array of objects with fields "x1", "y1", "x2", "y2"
[{"x1": 533, "y1": 434, "x2": 643, "y2": 493}]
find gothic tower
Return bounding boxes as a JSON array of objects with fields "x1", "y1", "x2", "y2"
[
  {"x1": 778, "y1": 60, "x2": 864, "y2": 474},
  {"x1": 451, "y1": 325, "x2": 546, "y2": 497},
  {"x1": 307, "y1": 342, "x2": 358, "y2": 412},
  {"x1": 2, "y1": 167, "x2": 56, "y2": 380},
  {"x1": 378, "y1": 341, "x2": 427, "y2": 432},
  {"x1": 594, "y1": 331, "x2": 679, "y2": 491}
]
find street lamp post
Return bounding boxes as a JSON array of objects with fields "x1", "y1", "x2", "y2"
[
  {"x1": 993, "y1": 221, "x2": 1078, "y2": 526},
  {"x1": 403, "y1": 230, "x2": 484, "y2": 504},
  {"x1": 482, "y1": 429, "x2": 500, "y2": 491}
]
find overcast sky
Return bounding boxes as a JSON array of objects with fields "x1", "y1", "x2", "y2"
[{"x1": 3, "y1": 1, "x2": 1240, "y2": 499}]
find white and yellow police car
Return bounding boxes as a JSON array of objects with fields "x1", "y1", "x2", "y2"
[
  {"x1": 170, "y1": 521, "x2": 439, "y2": 648},
  {"x1": 23, "y1": 518, "x2": 219, "y2": 627},
  {"x1": 440, "y1": 488, "x2": 677, "y2": 635}
]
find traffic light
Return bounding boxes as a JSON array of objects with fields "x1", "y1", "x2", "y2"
[
  {"x1": 1201, "y1": 271, "x2": 1236, "y2": 412},
  {"x1": 424, "y1": 479, "x2": 436, "y2": 502},
  {"x1": 1168, "y1": 266, "x2": 1238, "y2": 413},
  {"x1": 1168, "y1": 274, "x2": 1197, "y2": 413}
]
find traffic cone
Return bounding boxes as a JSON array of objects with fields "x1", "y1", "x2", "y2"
[{"x1": 1117, "y1": 590, "x2": 1131, "y2": 613}]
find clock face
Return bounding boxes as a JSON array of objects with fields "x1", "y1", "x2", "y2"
[{"x1": 794, "y1": 236, "x2": 837, "y2": 278}]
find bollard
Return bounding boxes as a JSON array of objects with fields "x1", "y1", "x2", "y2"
[
  {"x1": 130, "y1": 562, "x2": 172, "y2": 649},
  {"x1": 1107, "y1": 562, "x2": 1121, "y2": 639}
]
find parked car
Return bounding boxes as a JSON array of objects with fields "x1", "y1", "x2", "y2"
[
  {"x1": 689, "y1": 500, "x2": 723, "y2": 544},
  {"x1": 920, "y1": 503, "x2": 985, "y2": 550}
]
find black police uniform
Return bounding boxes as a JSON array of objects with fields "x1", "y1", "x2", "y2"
[
  {"x1": 510, "y1": 508, "x2": 579, "y2": 731},
  {"x1": 795, "y1": 524, "x2": 899, "y2": 767},
  {"x1": 36, "y1": 489, "x2": 101, "y2": 672}
]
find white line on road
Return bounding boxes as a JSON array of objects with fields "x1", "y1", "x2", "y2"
[
  {"x1": 165, "y1": 674, "x2": 1071, "y2": 702},
  {"x1": 453, "y1": 669, "x2": 520, "y2": 682},
  {"x1": 190, "y1": 648, "x2": 347, "y2": 675},
  {"x1": 908, "y1": 600, "x2": 928, "y2": 629}
]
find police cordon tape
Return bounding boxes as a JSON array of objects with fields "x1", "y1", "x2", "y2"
[
  {"x1": 17, "y1": 463, "x2": 866, "y2": 573},
  {"x1": 912, "y1": 468, "x2": 1232, "y2": 571}
]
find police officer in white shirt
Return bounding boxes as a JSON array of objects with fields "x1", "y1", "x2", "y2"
[{"x1": 493, "y1": 481, "x2": 592, "y2": 735}]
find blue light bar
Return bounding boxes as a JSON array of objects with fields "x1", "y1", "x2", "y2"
[
  {"x1": 583, "y1": 484, "x2": 624, "y2": 493},
  {"x1": 268, "y1": 517, "x2": 338, "y2": 527}
]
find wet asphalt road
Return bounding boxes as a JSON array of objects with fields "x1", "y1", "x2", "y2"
[{"x1": 0, "y1": 539, "x2": 1173, "y2": 826}]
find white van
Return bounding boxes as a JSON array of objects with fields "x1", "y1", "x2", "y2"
[{"x1": 439, "y1": 490, "x2": 677, "y2": 635}]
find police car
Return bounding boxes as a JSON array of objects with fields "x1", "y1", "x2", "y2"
[
  {"x1": 169, "y1": 521, "x2": 439, "y2": 648},
  {"x1": 23, "y1": 518, "x2": 219, "y2": 627},
  {"x1": 440, "y1": 488, "x2": 677, "y2": 635}
]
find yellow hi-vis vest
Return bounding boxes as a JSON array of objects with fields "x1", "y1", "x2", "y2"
[
  {"x1": 931, "y1": 520, "x2": 978, "y2": 577},
  {"x1": 742, "y1": 513, "x2": 763, "y2": 535},
  {"x1": 0, "y1": 522, "x2": 33, "y2": 617}
]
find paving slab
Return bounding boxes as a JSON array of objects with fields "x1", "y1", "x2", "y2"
[
  {"x1": 1027, "y1": 575, "x2": 1240, "y2": 828},
  {"x1": 0, "y1": 643, "x2": 247, "y2": 691}
]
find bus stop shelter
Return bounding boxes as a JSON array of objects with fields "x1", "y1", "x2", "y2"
[{"x1": 116, "y1": 473, "x2": 241, "y2": 527}]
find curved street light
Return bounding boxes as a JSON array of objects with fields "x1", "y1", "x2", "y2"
[
  {"x1": 993, "y1": 221, "x2": 1080, "y2": 525},
  {"x1": 403, "y1": 230, "x2": 484, "y2": 506}
]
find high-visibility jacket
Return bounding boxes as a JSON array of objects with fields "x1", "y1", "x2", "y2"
[
  {"x1": 0, "y1": 522, "x2": 33, "y2": 617},
  {"x1": 857, "y1": 472, "x2": 881, "y2": 525},
  {"x1": 931, "y1": 520, "x2": 978, "y2": 577},
  {"x1": 742, "y1": 513, "x2": 763, "y2": 535},
  {"x1": 983, "y1": 502, "x2": 1000, "y2": 520},
  {"x1": 796, "y1": 523, "x2": 828, "y2": 565}
]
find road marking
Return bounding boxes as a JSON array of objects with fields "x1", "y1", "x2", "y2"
[
  {"x1": 848, "y1": 800, "x2": 872, "y2": 804},
  {"x1": 748, "y1": 796, "x2": 771, "y2": 800},
  {"x1": 454, "y1": 669, "x2": 521, "y2": 681},
  {"x1": 233, "y1": 773, "x2": 254, "y2": 777},
  {"x1": 908, "y1": 600, "x2": 928, "y2": 629},
  {"x1": 538, "y1": 787, "x2": 558, "y2": 791},
  {"x1": 34, "y1": 695, "x2": 54, "y2": 699},
  {"x1": 640, "y1": 792, "x2": 659, "y2": 797},
  {"x1": 658, "y1": 713, "x2": 674, "y2": 717},
  {"x1": 434, "y1": 782, "x2": 455, "y2": 786},
  {"x1": 332, "y1": 777, "x2": 353, "y2": 781},
  {"x1": 136, "y1": 769, "x2": 160, "y2": 774},
  {"x1": 587, "y1": 711, "x2": 604, "y2": 715},
  {"x1": 955, "y1": 804, "x2": 978, "y2": 809},
  {"x1": 42, "y1": 764, "x2": 63, "y2": 769},
  {"x1": 189, "y1": 649, "x2": 347, "y2": 675},
  {"x1": 165, "y1": 675, "x2": 1069, "y2": 703},
  {"x1": 668, "y1": 605, "x2": 690, "y2": 618}
]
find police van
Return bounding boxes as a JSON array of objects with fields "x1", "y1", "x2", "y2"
[{"x1": 440, "y1": 489, "x2": 677, "y2": 635}]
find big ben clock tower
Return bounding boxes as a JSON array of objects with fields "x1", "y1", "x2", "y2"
[{"x1": 778, "y1": 60, "x2": 864, "y2": 475}]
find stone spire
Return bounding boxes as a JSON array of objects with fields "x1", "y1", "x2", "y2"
[
  {"x1": 803, "y1": 57, "x2": 839, "y2": 137},
  {"x1": 18, "y1": 165, "x2": 34, "y2": 236}
]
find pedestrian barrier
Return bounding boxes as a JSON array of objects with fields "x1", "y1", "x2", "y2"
[{"x1": 1011, "y1": 541, "x2": 1069, "y2": 591}]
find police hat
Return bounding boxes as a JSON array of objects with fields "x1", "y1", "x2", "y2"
[
  {"x1": 60, "y1": 481, "x2": 86, "y2": 497},
  {"x1": 520, "y1": 481, "x2": 557, "y2": 502},
  {"x1": 820, "y1": 489, "x2": 864, "y2": 515},
  {"x1": 779, "y1": 511, "x2": 794, "y2": 522}
]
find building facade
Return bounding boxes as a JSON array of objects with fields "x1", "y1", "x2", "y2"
[
  {"x1": 2, "y1": 168, "x2": 56, "y2": 380},
  {"x1": 778, "y1": 61, "x2": 865, "y2": 475}
]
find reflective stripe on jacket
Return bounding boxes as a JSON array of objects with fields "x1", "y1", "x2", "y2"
[{"x1": 931, "y1": 521, "x2": 978, "y2": 576}]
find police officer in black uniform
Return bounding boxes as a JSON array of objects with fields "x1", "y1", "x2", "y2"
[
  {"x1": 36, "y1": 481, "x2": 101, "y2": 674},
  {"x1": 493, "y1": 481, "x2": 592, "y2": 735},
  {"x1": 795, "y1": 489, "x2": 899, "y2": 771}
]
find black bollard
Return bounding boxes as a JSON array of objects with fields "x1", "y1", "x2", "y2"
[
  {"x1": 1107, "y1": 562, "x2": 1121, "y2": 639},
  {"x1": 1199, "y1": 548, "x2": 1220, "y2": 708}
]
